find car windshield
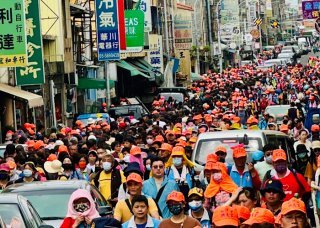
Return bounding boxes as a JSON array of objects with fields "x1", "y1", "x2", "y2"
[
  {"x1": 17, "y1": 189, "x2": 75, "y2": 219},
  {"x1": 266, "y1": 106, "x2": 289, "y2": 117},
  {"x1": 278, "y1": 53, "x2": 293, "y2": 58},
  {"x1": 194, "y1": 138, "x2": 262, "y2": 165},
  {"x1": 0, "y1": 204, "x2": 26, "y2": 228},
  {"x1": 159, "y1": 92, "x2": 184, "y2": 102},
  {"x1": 109, "y1": 105, "x2": 145, "y2": 119}
]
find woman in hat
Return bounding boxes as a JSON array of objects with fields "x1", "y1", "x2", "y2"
[
  {"x1": 7, "y1": 161, "x2": 40, "y2": 185},
  {"x1": 61, "y1": 189, "x2": 100, "y2": 228}
]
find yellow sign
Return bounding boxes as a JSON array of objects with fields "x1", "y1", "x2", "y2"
[{"x1": 175, "y1": 50, "x2": 191, "y2": 81}]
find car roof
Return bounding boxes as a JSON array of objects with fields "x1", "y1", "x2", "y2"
[
  {"x1": 3, "y1": 180, "x2": 91, "y2": 193},
  {"x1": 266, "y1": 105, "x2": 290, "y2": 108},
  {"x1": 0, "y1": 193, "x2": 24, "y2": 204},
  {"x1": 197, "y1": 130, "x2": 286, "y2": 140},
  {"x1": 77, "y1": 113, "x2": 109, "y2": 120}
]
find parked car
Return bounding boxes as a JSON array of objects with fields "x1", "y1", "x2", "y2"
[
  {"x1": 265, "y1": 105, "x2": 306, "y2": 125},
  {"x1": 2, "y1": 180, "x2": 111, "y2": 228},
  {"x1": 156, "y1": 87, "x2": 189, "y2": 103},
  {"x1": 0, "y1": 193, "x2": 53, "y2": 228},
  {"x1": 108, "y1": 97, "x2": 150, "y2": 120},
  {"x1": 277, "y1": 52, "x2": 295, "y2": 64},
  {"x1": 263, "y1": 59, "x2": 286, "y2": 67},
  {"x1": 0, "y1": 144, "x2": 28, "y2": 158},
  {"x1": 191, "y1": 130, "x2": 294, "y2": 171}
]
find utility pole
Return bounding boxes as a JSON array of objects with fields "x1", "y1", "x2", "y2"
[{"x1": 216, "y1": 0, "x2": 223, "y2": 73}]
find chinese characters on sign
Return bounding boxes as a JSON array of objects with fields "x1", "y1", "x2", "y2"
[
  {"x1": 16, "y1": 0, "x2": 45, "y2": 85},
  {"x1": 140, "y1": 0, "x2": 152, "y2": 32},
  {"x1": 302, "y1": 1, "x2": 320, "y2": 19},
  {"x1": 148, "y1": 35, "x2": 163, "y2": 73},
  {"x1": 124, "y1": 10, "x2": 145, "y2": 52},
  {"x1": 174, "y1": 8, "x2": 193, "y2": 50},
  {"x1": 0, "y1": 0, "x2": 27, "y2": 67},
  {"x1": 95, "y1": 0, "x2": 120, "y2": 61}
]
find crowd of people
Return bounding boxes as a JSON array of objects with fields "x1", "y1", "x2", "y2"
[{"x1": 2, "y1": 54, "x2": 320, "y2": 227}]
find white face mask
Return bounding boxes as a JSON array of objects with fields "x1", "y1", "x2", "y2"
[
  {"x1": 123, "y1": 155, "x2": 130, "y2": 163},
  {"x1": 265, "y1": 155, "x2": 273, "y2": 164},
  {"x1": 188, "y1": 200, "x2": 202, "y2": 211},
  {"x1": 146, "y1": 139, "x2": 154, "y2": 145}
]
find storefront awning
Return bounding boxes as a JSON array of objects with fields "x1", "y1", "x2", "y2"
[
  {"x1": 78, "y1": 78, "x2": 115, "y2": 90},
  {"x1": 0, "y1": 83, "x2": 43, "y2": 108},
  {"x1": 116, "y1": 61, "x2": 151, "y2": 79}
]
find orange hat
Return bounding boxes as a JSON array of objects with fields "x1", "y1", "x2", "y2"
[
  {"x1": 279, "y1": 124, "x2": 289, "y2": 132},
  {"x1": 204, "y1": 162, "x2": 221, "y2": 171},
  {"x1": 280, "y1": 197, "x2": 306, "y2": 216},
  {"x1": 126, "y1": 173, "x2": 143, "y2": 184},
  {"x1": 75, "y1": 120, "x2": 82, "y2": 126},
  {"x1": 47, "y1": 154, "x2": 58, "y2": 161},
  {"x1": 193, "y1": 114, "x2": 202, "y2": 120},
  {"x1": 311, "y1": 124, "x2": 320, "y2": 132},
  {"x1": 58, "y1": 145, "x2": 68, "y2": 153},
  {"x1": 28, "y1": 129, "x2": 35, "y2": 135},
  {"x1": 130, "y1": 146, "x2": 142, "y2": 156},
  {"x1": 243, "y1": 208, "x2": 275, "y2": 225},
  {"x1": 247, "y1": 116, "x2": 258, "y2": 124},
  {"x1": 272, "y1": 149, "x2": 287, "y2": 162},
  {"x1": 159, "y1": 143, "x2": 173, "y2": 152},
  {"x1": 212, "y1": 206, "x2": 239, "y2": 227},
  {"x1": 233, "y1": 205, "x2": 250, "y2": 221},
  {"x1": 206, "y1": 153, "x2": 218, "y2": 163},
  {"x1": 171, "y1": 146, "x2": 185, "y2": 156},
  {"x1": 71, "y1": 130, "x2": 79, "y2": 135},
  {"x1": 102, "y1": 102, "x2": 107, "y2": 107},
  {"x1": 166, "y1": 191, "x2": 185, "y2": 203},
  {"x1": 6, "y1": 161, "x2": 16, "y2": 170},
  {"x1": 165, "y1": 130, "x2": 175, "y2": 136},
  {"x1": 215, "y1": 145, "x2": 227, "y2": 154},
  {"x1": 205, "y1": 115, "x2": 212, "y2": 122},
  {"x1": 34, "y1": 140, "x2": 45, "y2": 150},
  {"x1": 233, "y1": 116, "x2": 241, "y2": 123},
  {"x1": 154, "y1": 135, "x2": 164, "y2": 143},
  {"x1": 233, "y1": 147, "x2": 246, "y2": 158},
  {"x1": 27, "y1": 140, "x2": 35, "y2": 148},
  {"x1": 176, "y1": 140, "x2": 187, "y2": 148}
]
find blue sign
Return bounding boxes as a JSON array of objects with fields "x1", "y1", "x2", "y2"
[{"x1": 95, "y1": 0, "x2": 120, "y2": 61}]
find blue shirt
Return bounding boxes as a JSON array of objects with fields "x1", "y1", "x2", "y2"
[
  {"x1": 142, "y1": 176, "x2": 180, "y2": 219},
  {"x1": 228, "y1": 165, "x2": 253, "y2": 188}
]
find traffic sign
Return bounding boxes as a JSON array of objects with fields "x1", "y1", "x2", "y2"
[
  {"x1": 250, "y1": 29, "x2": 260, "y2": 39},
  {"x1": 271, "y1": 20, "x2": 279, "y2": 28},
  {"x1": 254, "y1": 18, "x2": 262, "y2": 26}
]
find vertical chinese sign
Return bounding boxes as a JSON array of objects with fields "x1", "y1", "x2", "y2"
[
  {"x1": 140, "y1": 0, "x2": 152, "y2": 32},
  {"x1": 0, "y1": 0, "x2": 27, "y2": 67},
  {"x1": 174, "y1": 7, "x2": 193, "y2": 50},
  {"x1": 95, "y1": 0, "x2": 120, "y2": 61},
  {"x1": 16, "y1": 0, "x2": 44, "y2": 85},
  {"x1": 124, "y1": 10, "x2": 145, "y2": 52},
  {"x1": 148, "y1": 35, "x2": 163, "y2": 73}
]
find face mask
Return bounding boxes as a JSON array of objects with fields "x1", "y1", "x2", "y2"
[
  {"x1": 74, "y1": 202, "x2": 90, "y2": 213},
  {"x1": 23, "y1": 169, "x2": 33, "y2": 177},
  {"x1": 0, "y1": 173, "x2": 9, "y2": 181},
  {"x1": 62, "y1": 164, "x2": 73, "y2": 171},
  {"x1": 219, "y1": 157, "x2": 225, "y2": 163},
  {"x1": 146, "y1": 139, "x2": 154, "y2": 145},
  {"x1": 188, "y1": 200, "x2": 202, "y2": 211},
  {"x1": 168, "y1": 204, "x2": 183, "y2": 215},
  {"x1": 146, "y1": 164, "x2": 151, "y2": 171},
  {"x1": 297, "y1": 153, "x2": 307, "y2": 159},
  {"x1": 213, "y1": 172, "x2": 222, "y2": 182},
  {"x1": 274, "y1": 164, "x2": 287, "y2": 174},
  {"x1": 102, "y1": 162, "x2": 112, "y2": 171},
  {"x1": 173, "y1": 157, "x2": 183, "y2": 167},
  {"x1": 78, "y1": 161, "x2": 87, "y2": 169},
  {"x1": 265, "y1": 155, "x2": 273, "y2": 164}
]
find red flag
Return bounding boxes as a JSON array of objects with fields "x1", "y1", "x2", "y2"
[{"x1": 117, "y1": 0, "x2": 126, "y2": 50}]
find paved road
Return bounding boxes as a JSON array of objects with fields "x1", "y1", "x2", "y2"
[{"x1": 299, "y1": 51, "x2": 319, "y2": 65}]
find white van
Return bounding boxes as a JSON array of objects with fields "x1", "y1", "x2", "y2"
[{"x1": 191, "y1": 130, "x2": 294, "y2": 171}]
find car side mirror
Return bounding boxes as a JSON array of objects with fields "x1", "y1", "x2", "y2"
[
  {"x1": 39, "y1": 225, "x2": 54, "y2": 228},
  {"x1": 98, "y1": 205, "x2": 113, "y2": 216}
]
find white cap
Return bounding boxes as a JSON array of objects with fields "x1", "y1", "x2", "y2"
[
  {"x1": 55, "y1": 140, "x2": 64, "y2": 146},
  {"x1": 88, "y1": 135, "x2": 97, "y2": 141}
]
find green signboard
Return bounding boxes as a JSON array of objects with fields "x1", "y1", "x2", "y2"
[
  {"x1": 16, "y1": 0, "x2": 44, "y2": 85},
  {"x1": 0, "y1": 0, "x2": 27, "y2": 67},
  {"x1": 125, "y1": 10, "x2": 144, "y2": 52}
]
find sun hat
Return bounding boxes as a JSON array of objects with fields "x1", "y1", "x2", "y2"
[
  {"x1": 44, "y1": 160, "x2": 63, "y2": 174},
  {"x1": 261, "y1": 179, "x2": 285, "y2": 200}
]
